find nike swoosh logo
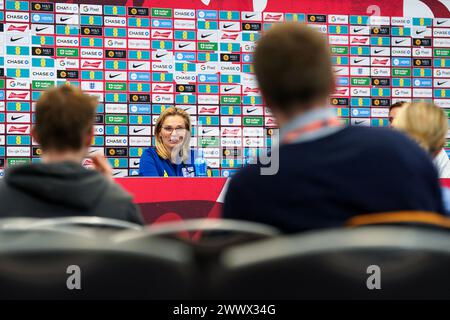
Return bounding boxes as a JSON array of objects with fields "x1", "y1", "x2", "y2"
[
  {"x1": 355, "y1": 120, "x2": 366, "y2": 125},
  {"x1": 156, "y1": 53, "x2": 167, "y2": 58},
  {"x1": 60, "y1": 17, "x2": 72, "y2": 22},
  {"x1": 335, "y1": 68, "x2": 344, "y2": 73},
  {"x1": 354, "y1": 59, "x2": 364, "y2": 63},
  {"x1": 201, "y1": 33, "x2": 213, "y2": 39},
  {"x1": 133, "y1": 162, "x2": 140, "y2": 166},
  {"x1": 437, "y1": 20, "x2": 448, "y2": 25},
  {"x1": 113, "y1": 172, "x2": 121, "y2": 176},
  {"x1": 224, "y1": 87, "x2": 234, "y2": 92},
  {"x1": 374, "y1": 50, "x2": 384, "y2": 54},
  {"x1": 353, "y1": 28, "x2": 364, "y2": 33},
  {"x1": 245, "y1": 14, "x2": 256, "y2": 19},
  {"x1": 202, "y1": 129, "x2": 213, "y2": 134},
  {"x1": 178, "y1": 43, "x2": 190, "y2": 48},
  {"x1": 133, "y1": 128, "x2": 145, "y2": 133},
  {"x1": 36, "y1": 27, "x2": 48, "y2": 32},
  {"x1": 223, "y1": 23, "x2": 234, "y2": 29},
  {"x1": 10, "y1": 37, "x2": 23, "y2": 42},
  {"x1": 438, "y1": 81, "x2": 447, "y2": 86},
  {"x1": 132, "y1": 63, "x2": 144, "y2": 68},
  {"x1": 395, "y1": 39, "x2": 406, "y2": 44},
  {"x1": 11, "y1": 116, "x2": 24, "y2": 121},
  {"x1": 109, "y1": 74, "x2": 121, "y2": 79},
  {"x1": 416, "y1": 30, "x2": 426, "y2": 35},
  {"x1": 247, "y1": 108, "x2": 257, "y2": 113}
]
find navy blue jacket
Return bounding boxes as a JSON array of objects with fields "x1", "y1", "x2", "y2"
[
  {"x1": 139, "y1": 147, "x2": 196, "y2": 177},
  {"x1": 223, "y1": 126, "x2": 445, "y2": 233}
]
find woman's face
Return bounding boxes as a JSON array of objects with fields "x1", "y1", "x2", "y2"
[{"x1": 159, "y1": 115, "x2": 187, "y2": 151}]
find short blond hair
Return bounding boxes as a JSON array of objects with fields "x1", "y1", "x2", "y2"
[
  {"x1": 154, "y1": 107, "x2": 191, "y2": 162},
  {"x1": 392, "y1": 102, "x2": 448, "y2": 154}
]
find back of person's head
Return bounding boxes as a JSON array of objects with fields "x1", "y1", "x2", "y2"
[
  {"x1": 389, "y1": 101, "x2": 409, "y2": 113},
  {"x1": 34, "y1": 85, "x2": 97, "y2": 152},
  {"x1": 392, "y1": 102, "x2": 447, "y2": 155},
  {"x1": 389, "y1": 101, "x2": 410, "y2": 125},
  {"x1": 253, "y1": 22, "x2": 334, "y2": 116}
]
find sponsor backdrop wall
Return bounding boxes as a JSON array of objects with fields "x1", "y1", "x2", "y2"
[{"x1": 0, "y1": 0, "x2": 449, "y2": 177}]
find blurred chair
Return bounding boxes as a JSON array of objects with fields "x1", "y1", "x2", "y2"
[
  {"x1": 0, "y1": 216, "x2": 143, "y2": 236},
  {"x1": 0, "y1": 218, "x2": 39, "y2": 229},
  {"x1": 211, "y1": 226, "x2": 450, "y2": 299},
  {"x1": 0, "y1": 227, "x2": 194, "y2": 299},
  {"x1": 113, "y1": 218, "x2": 280, "y2": 299},
  {"x1": 114, "y1": 218, "x2": 280, "y2": 249}
]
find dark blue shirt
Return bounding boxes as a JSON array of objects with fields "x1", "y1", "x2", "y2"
[
  {"x1": 139, "y1": 147, "x2": 196, "y2": 177},
  {"x1": 223, "y1": 126, "x2": 445, "y2": 233}
]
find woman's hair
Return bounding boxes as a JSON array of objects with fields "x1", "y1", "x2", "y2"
[
  {"x1": 392, "y1": 102, "x2": 448, "y2": 155},
  {"x1": 154, "y1": 107, "x2": 192, "y2": 163}
]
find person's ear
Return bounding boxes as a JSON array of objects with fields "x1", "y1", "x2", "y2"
[
  {"x1": 31, "y1": 127, "x2": 39, "y2": 145},
  {"x1": 329, "y1": 75, "x2": 336, "y2": 95},
  {"x1": 85, "y1": 127, "x2": 94, "y2": 148}
]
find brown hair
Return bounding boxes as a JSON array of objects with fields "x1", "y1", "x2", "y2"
[
  {"x1": 34, "y1": 85, "x2": 97, "y2": 151},
  {"x1": 253, "y1": 22, "x2": 334, "y2": 113},
  {"x1": 392, "y1": 102, "x2": 448, "y2": 155},
  {"x1": 154, "y1": 107, "x2": 192, "y2": 162},
  {"x1": 389, "y1": 101, "x2": 409, "y2": 112}
]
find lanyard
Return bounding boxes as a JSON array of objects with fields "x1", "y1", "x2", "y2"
[{"x1": 282, "y1": 117, "x2": 341, "y2": 144}]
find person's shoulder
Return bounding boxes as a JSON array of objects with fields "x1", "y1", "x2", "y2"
[
  {"x1": 0, "y1": 178, "x2": 10, "y2": 199},
  {"x1": 343, "y1": 126, "x2": 421, "y2": 149},
  {"x1": 102, "y1": 179, "x2": 134, "y2": 203},
  {"x1": 343, "y1": 125, "x2": 404, "y2": 139},
  {"x1": 228, "y1": 163, "x2": 262, "y2": 188},
  {"x1": 142, "y1": 147, "x2": 158, "y2": 158}
]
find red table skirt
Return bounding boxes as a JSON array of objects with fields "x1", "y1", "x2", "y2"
[
  {"x1": 115, "y1": 178, "x2": 228, "y2": 225},
  {"x1": 116, "y1": 178, "x2": 450, "y2": 225}
]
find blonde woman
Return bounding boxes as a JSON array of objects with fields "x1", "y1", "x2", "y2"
[
  {"x1": 139, "y1": 107, "x2": 196, "y2": 177},
  {"x1": 392, "y1": 102, "x2": 447, "y2": 160},
  {"x1": 392, "y1": 102, "x2": 450, "y2": 213}
]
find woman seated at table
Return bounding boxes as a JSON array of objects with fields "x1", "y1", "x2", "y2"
[{"x1": 139, "y1": 107, "x2": 196, "y2": 177}]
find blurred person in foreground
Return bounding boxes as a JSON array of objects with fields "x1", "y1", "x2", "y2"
[
  {"x1": 223, "y1": 22, "x2": 444, "y2": 233},
  {"x1": 389, "y1": 101, "x2": 450, "y2": 178},
  {"x1": 392, "y1": 102, "x2": 450, "y2": 214},
  {"x1": 0, "y1": 85, "x2": 144, "y2": 225}
]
